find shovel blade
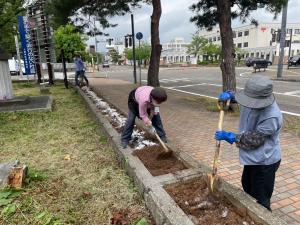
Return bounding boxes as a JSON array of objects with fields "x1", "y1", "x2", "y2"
[{"x1": 207, "y1": 173, "x2": 216, "y2": 194}]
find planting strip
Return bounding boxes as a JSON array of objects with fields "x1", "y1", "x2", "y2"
[{"x1": 75, "y1": 86, "x2": 287, "y2": 225}]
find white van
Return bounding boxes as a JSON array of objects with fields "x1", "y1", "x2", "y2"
[{"x1": 8, "y1": 58, "x2": 25, "y2": 75}]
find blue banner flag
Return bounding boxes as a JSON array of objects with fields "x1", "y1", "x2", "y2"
[{"x1": 17, "y1": 16, "x2": 36, "y2": 75}]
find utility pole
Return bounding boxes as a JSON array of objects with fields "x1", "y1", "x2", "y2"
[
  {"x1": 94, "y1": 17, "x2": 99, "y2": 71},
  {"x1": 277, "y1": 2, "x2": 288, "y2": 79},
  {"x1": 131, "y1": 14, "x2": 137, "y2": 84},
  {"x1": 287, "y1": 29, "x2": 293, "y2": 70}
]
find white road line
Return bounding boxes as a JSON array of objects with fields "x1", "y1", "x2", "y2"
[
  {"x1": 283, "y1": 90, "x2": 300, "y2": 95},
  {"x1": 168, "y1": 83, "x2": 208, "y2": 89},
  {"x1": 281, "y1": 111, "x2": 300, "y2": 117},
  {"x1": 240, "y1": 71, "x2": 252, "y2": 77},
  {"x1": 163, "y1": 87, "x2": 218, "y2": 100},
  {"x1": 163, "y1": 86, "x2": 300, "y2": 117}
]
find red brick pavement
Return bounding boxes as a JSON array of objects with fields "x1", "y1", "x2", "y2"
[{"x1": 90, "y1": 78, "x2": 300, "y2": 225}]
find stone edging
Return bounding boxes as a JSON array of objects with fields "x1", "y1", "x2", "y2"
[{"x1": 76, "y1": 86, "x2": 287, "y2": 225}]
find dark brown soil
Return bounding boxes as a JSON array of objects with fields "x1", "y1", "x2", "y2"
[
  {"x1": 165, "y1": 179, "x2": 258, "y2": 225},
  {"x1": 133, "y1": 145, "x2": 188, "y2": 176},
  {"x1": 110, "y1": 208, "x2": 156, "y2": 225}
]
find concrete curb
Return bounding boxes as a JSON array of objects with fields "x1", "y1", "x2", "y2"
[
  {"x1": 76, "y1": 86, "x2": 287, "y2": 225},
  {"x1": 0, "y1": 96, "x2": 53, "y2": 113}
]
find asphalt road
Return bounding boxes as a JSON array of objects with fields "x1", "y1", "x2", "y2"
[{"x1": 97, "y1": 65, "x2": 300, "y2": 116}]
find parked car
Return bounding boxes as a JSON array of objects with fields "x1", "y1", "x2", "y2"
[
  {"x1": 288, "y1": 56, "x2": 300, "y2": 66},
  {"x1": 102, "y1": 61, "x2": 110, "y2": 68},
  {"x1": 245, "y1": 58, "x2": 272, "y2": 67}
]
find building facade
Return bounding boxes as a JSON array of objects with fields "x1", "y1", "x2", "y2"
[
  {"x1": 197, "y1": 23, "x2": 300, "y2": 63},
  {"x1": 161, "y1": 38, "x2": 192, "y2": 64}
]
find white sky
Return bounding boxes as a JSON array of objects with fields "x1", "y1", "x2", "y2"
[{"x1": 89, "y1": 0, "x2": 300, "y2": 52}]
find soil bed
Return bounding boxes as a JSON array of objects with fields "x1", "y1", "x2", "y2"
[
  {"x1": 133, "y1": 145, "x2": 188, "y2": 176},
  {"x1": 165, "y1": 178, "x2": 258, "y2": 225}
]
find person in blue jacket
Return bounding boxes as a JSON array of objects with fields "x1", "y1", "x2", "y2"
[{"x1": 215, "y1": 75, "x2": 283, "y2": 211}]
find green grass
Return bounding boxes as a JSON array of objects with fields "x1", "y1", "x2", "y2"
[
  {"x1": 0, "y1": 83, "x2": 151, "y2": 225},
  {"x1": 182, "y1": 95, "x2": 239, "y2": 116}
]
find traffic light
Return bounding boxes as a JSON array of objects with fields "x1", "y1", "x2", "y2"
[
  {"x1": 125, "y1": 36, "x2": 128, "y2": 48},
  {"x1": 276, "y1": 29, "x2": 281, "y2": 42},
  {"x1": 129, "y1": 36, "x2": 132, "y2": 47},
  {"x1": 272, "y1": 33, "x2": 276, "y2": 42}
]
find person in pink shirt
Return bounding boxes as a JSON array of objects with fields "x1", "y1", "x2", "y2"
[{"x1": 121, "y1": 86, "x2": 168, "y2": 148}]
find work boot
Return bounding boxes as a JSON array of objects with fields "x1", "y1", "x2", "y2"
[
  {"x1": 121, "y1": 141, "x2": 128, "y2": 149},
  {"x1": 160, "y1": 136, "x2": 168, "y2": 143}
]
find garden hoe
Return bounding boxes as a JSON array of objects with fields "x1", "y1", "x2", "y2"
[
  {"x1": 151, "y1": 126, "x2": 173, "y2": 159},
  {"x1": 208, "y1": 99, "x2": 231, "y2": 194}
]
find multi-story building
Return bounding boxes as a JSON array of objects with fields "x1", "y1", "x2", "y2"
[
  {"x1": 161, "y1": 38, "x2": 192, "y2": 64},
  {"x1": 197, "y1": 23, "x2": 300, "y2": 63}
]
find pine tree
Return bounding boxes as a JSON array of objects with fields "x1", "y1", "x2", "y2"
[{"x1": 190, "y1": 0, "x2": 288, "y2": 91}]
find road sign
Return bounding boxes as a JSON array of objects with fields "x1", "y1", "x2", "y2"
[{"x1": 136, "y1": 32, "x2": 143, "y2": 40}]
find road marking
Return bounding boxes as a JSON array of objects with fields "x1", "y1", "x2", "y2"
[
  {"x1": 160, "y1": 78, "x2": 191, "y2": 83},
  {"x1": 171, "y1": 83, "x2": 243, "y2": 89},
  {"x1": 163, "y1": 86, "x2": 300, "y2": 117},
  {"x1": 283, "y1": 90, "x2": 300, "y2": 96},
  {"x1": 163, "y1": 87, "x2": 218, "y2": 100},
  {"x1": 168, "y1": 83, "x2": 208, "y2": 89},
  {"x1": 281, "y1": 111, "x2": 300, "y2": 117},
  {"x1": 239, "y1": 71, "x2": 252, "y2": 77}
]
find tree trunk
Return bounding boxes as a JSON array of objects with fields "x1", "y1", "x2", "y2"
[
  {"x1": 147, "y1": 0, "x2": 162, "y2": 87},
  {"x1": 216, "y1": 0, "x2": 236, "y2": 92}
]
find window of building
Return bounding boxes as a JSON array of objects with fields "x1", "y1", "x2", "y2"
[
  {"x1": 243, "y1": 42, "x2": 248, "y2": 47},
  {"x1": 287, "y1": 29, "x2": 293, "y2": 34},
  {"x1": 295, "y1": 29, "x2": 300, "y2": 34},
  {"x1": 213, "y1": 37, "x2": 216, "y2": 42},
  {"x1": 237, "y1": 43, "x2": 242, "y2": 48},
  {"x1": 238, "y1": 31, "x2": 243, "y2": 37},
  {"x1": 233, "y1": 32, "x2": 236, "y2": 38},
  {"x1": 209, "y1": 38, "x2": 212, "y2": 42},
  {"x1": 244, "y1": 30, "x2": 249, "y2": 36},
  {"x1": 233, "y1": 43, "x2": 236, "y2": 47},
  {"x1": 217, "y1": 36, "x2": 221, "y2": 41}
]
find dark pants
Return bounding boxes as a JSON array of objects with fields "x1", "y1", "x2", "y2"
[
  {"x1": 121, "y1": 109, "x2": 166, "y2": 144},
  {"x1": 242, "y1": 160, "x2": 280, "y2": 211},
  {"x1": 75, "y1": 70, "x2": 89, "y2": 86}
]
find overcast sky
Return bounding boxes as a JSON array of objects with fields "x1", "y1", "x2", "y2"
[{"x1": 91, "y1": 0, "x2": 300, "y2": 52}]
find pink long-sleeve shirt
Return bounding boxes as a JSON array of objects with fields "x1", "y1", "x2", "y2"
[{"x1": 135, "y1": 86, "x2": 157, "y2": 123}]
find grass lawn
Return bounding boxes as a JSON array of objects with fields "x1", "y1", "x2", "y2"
[{"x1": 0, "y1": 82, "x2": 152, "y2": 225}]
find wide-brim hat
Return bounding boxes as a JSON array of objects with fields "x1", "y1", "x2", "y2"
[{"x1": 235, "y1": 75, "x2": 275, "y2": 109}]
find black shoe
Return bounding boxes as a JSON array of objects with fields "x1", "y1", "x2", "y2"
[
  {"x1": 121, "y1": 141, "x2": 128, "y2": 149},
  {"x1": 160, "y1": 136, "x2": 168, "y2": 143}
]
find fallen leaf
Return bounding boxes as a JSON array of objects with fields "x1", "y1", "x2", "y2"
[{"x1": 64, "y1": 155, "x2": 71, "y2": 161}]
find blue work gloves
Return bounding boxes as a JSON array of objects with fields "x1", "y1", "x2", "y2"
[
  {"x1": 215, "y1": 131, "x2": 236, "y2": 144},
  {"x1": 219, "y1": 91, "x2": 235, "y2": 102}
]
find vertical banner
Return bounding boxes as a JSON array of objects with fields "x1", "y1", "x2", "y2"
[{"x1": 17, "y1": 16, "x2": 36, "y2": 75}]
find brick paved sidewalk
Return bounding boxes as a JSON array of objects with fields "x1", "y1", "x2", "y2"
[{"x1": 90, "y1": 78, "x2": 300, "y2": 225}]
